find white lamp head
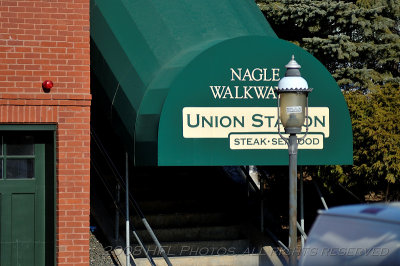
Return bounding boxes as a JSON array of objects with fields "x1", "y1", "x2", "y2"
[{"x1": 276, "y1": 56, "x2": 313, "y2": 133}]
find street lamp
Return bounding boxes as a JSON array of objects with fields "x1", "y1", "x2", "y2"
[{"x1": 275, "y1": 55, "x2": 312, "y2": 266}]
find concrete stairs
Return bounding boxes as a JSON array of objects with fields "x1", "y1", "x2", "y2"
[
  {"x1": 126, "y1": 167, "x2": 261, "y2": 260},
  {"x1": 135, "y1": 225, "x2": 245, "y2": 243},
  {"x1": 90, "y1": 125, "x2": 282, "y2": 265}
]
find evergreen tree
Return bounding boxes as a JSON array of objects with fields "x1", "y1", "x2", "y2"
[
  {"x1": 344, "y1": 83, "x2": 400, "y2": 198},
  {"x1": 257, "y1": 0, "x2": 400, "y2": 91},
  {"x1": 257, "y1": 0, "x2": 400, "y2": 198}
]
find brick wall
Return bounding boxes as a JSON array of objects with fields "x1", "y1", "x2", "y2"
[{"x1": 0, "y1": 1, "x2": 91, "y2": 265}]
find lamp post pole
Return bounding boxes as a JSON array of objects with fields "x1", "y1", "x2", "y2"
[
  {"x1": 288, "y1": 133, "x2": 298, "y2": 265},
  {"x1": 276, "y1": 55, "x2": 313, "y2": 266}
]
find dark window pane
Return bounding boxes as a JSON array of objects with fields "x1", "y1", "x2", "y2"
[
  {"x1": 0, "y1": 136, "x2": 2, "y2": 155},
  {"x1": 0, "y1": 159, "x2": 2, "y2": 179},
  {"x1": 6, "y1": 135, "x2": 34, "y2": 155},
  {"x1": 6, "y1": 159, "x2": 34, "y2": 179}
]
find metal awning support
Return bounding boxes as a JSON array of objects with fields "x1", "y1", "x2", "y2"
[
  {"x1": 125, "y1": 153, "x2": 131, "y2": 266},
  {"x1": 115, "y1": 184, "x2": 120, "y2": 243},
  {"x1": 313, "y1": 179, "x2": 328, "y2": 210},
  {"x1": 300, "y1": 167, "x2": 305, "y2": 248}
]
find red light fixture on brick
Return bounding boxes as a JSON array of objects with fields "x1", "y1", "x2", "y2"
[{"x1": 42, "y1": 80, "x2": 53, "y2": 92}]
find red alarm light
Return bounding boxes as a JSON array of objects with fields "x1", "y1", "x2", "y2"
[{"x1": 42, "y1": 80, "x2": 53, "y2": 91}]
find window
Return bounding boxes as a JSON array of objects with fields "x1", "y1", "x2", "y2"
[{"x1": 0, "y1": 135, "x2": 35, "y2": 179}]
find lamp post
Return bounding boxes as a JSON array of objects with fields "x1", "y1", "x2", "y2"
[{"x1": 276, "y1": 55, "x2": 312, "y2": 266}]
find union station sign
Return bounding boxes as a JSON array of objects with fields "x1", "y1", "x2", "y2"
[{"x1": 157, "y1": 36, "x2": 352, "y2": 166}]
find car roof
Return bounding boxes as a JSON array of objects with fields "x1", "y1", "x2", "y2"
[{"x1": 318, "y1": 202, "x2": 400, "y2": 225}]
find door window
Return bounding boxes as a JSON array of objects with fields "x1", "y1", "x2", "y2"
[{"x1": 0, "y1": 135, "x2": 35, "y2": 179}]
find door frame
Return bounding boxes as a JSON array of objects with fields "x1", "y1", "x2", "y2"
[{"x1": 0, "y1": 124, "x2": 56, "y2": 266}]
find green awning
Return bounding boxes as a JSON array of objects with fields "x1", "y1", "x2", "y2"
[{"x1": 90, "y1": 0, "x2": 353, "y2": 166}]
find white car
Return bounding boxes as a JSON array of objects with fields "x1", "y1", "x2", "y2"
[{"x1": 298, "y1": 203, "x2": 400, "y2": 266}]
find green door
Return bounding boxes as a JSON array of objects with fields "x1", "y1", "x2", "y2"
[{"x1": 0, "y1": 130, "x2": 54, "y2": 266}]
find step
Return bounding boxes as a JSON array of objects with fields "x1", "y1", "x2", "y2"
[
  {"x1": 129, "y1": 212, "x2": 243, "y2": 229},
  {"x1": 136, "y1": 199, "x2": 214, "y2": 214},
  {"x1": 131, "y1": 166, "x2": 227, "y2": 180},
  {"x1": 133, "y1": 251, "x2": 283, "y2": 266},
  {"x1": 131, "y1": 239, "x2": 252, "y2": 258},
  {"x1": 134, "y1": 246, "x2": 286, "y2": 266},
  {"x1": 133, "y1": 225, "x2": 245, "y2": 243},
  {"x1": 130, "y1": 182, "x2": 243, "y2": 201},
  {"x1": 130, "y1": 169, "x2": 238, "y2": 189},
  {"x1": 135, "y1": 198, "x2": 247, "y2": 214}
]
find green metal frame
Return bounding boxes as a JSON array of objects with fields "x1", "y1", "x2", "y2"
[{"x1": 0, "y1": 124, "x2": 57, "y2": 131}]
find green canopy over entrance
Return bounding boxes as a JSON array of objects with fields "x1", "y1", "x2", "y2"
[{"x1": 91, "y1": 0, "x2": 353, "y2": 166}]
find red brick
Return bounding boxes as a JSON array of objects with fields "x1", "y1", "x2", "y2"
[{"x1": 0, "y1": 0, "x2": 91, "y2": 264}]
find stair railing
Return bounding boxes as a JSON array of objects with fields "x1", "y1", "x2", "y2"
[
  {"x1": 239, "y1": 166, "x2": 264, "y2": 231},
  {"x1": 91, "y1": 128, "x2": 172, "y2": 266},
  {"x1": 91, "y1": 160, "x2": 156, "y2": 265},
  {"x1": 238, "y1": 166, "x2": 308, "y2": 253}
]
